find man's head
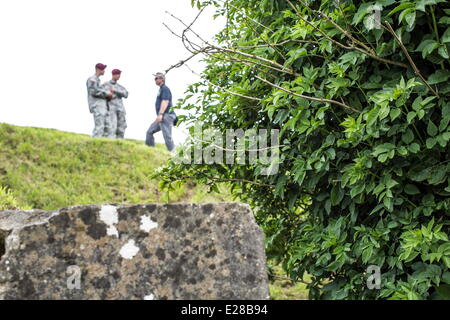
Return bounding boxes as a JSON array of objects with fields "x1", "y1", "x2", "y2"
[
  {"x1": 112, "y1": 69, "x2": 121, "y2": 81},
  {"x1": 95, "y1": 63, "x2": 107, "y2": 76},
  {"x1": 154, "y1": 72, "x2": 165, "y2": 86}
]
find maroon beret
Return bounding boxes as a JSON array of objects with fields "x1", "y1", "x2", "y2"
[
  {"x1": 95, "y1": 63, "x2": 107, "y2": 70},
  {"x1": 112, "y1": 69, "x2": 122, "y2": 75}
]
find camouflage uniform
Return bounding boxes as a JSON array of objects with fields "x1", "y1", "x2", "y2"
[
  {"x1": 103, "y1": 80, "x2": 128, "y2": 138},
  {"x1": 86, "y1": 75, "x2": 111, "y2": 138}
]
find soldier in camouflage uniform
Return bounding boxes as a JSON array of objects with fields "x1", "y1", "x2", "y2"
[
  {"x1": 103, "y1": 69, "x2": 128, "y2": 139},
  {"x1": 86, "y1": 63, "x2": 113, "y2": 138}
]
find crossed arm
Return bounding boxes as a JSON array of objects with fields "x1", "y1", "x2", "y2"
[
  {"x1": 112, "y1": 85, "x2": 129, "y2": 99},
  {"x1": 88, "y1": 80, "x2": 110, "y2": 99}
]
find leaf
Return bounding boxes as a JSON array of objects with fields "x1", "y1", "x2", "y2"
[
  {"x1": 444, "y1": 104, "x2": 450, "y2": 119},
  {"x1": 275, "y1": 175, "x2": 287, "y2": 198},
  {"x1": 403, "y1": 9, "x2": 416, "y2": 28},
  {"x1": 379, "y1": 104, "x2": 390, "y2": 120},
  {"x1": 352, "y1": 3, "x2": 374, "y2": 25},
  {"x1": 407, "y1": 112, "x2": 416, "y2": 123},
  {"x1": 428, "y1": 165, "x2": 447, "y2": 185},
  {"x1": 422, "y1": 193, "x2": 435, "y2": 206},
  {"x1": 436, "y1": 135, "x2": 447, "y2": 147},
  {"x1": 294, "y1": 170, "x2": 306, "y2": 185},
  {"x1": 438, "y1": 45, "x2": 449, "y2": 59},
  {"x1": 388, "y1": 221, "x2": 399, "y2": 228},
  {"x1": 402, "y1": 129, "x2": 414, "y2": 144},
  {"x1": 398, "y1": 146, "x2": 408, "y2": 156},
  {"x1": 422, "y1": 96, "x2": 437, "y2": 106},
  {"x1": 404, "y1": 184, "x2": 420, "y2": 195},
  {"x1": 438, "y1": 243, "x2": 450, "y2": 255},
  {"x1": 390, "y1": 108, "x2": 401, "y2": 121},
  {"x1": 372, "y1": 143, "x2": 395, "y2": 156},
  {"x1": 408, "y1": 143, "x2": 420, "y2": 153},
  {"x1": 416, "y1": 0, "x2": 446, "y2": 12},
  {"x1": 386, "y1": 178, "x2": 399, "y2": 189},
  {"x1": 428, "y1": 70, "x2": 450, "y2": 85},
  {"x1": 426, "y1": 138, "x2": 437, "y2": 149},
  {"x1": 378, "y1": 153, "x2": 388, "y2": 163},
  {"x1": 443, "y1": 272, "x2": 450, "y2": 284},
  {"x1": 442, "y1": 27, "x2": 450, "y2": 43},
  {"x1": 417, "y1": 109, "x2": 425, "y2": 119},
  {"x1": 416, "y1": 39, "x2": 439, "y2": 58},
  {"x1": 331, "y1": 185, "x2": 344, "y2": 206},
  {"x1": 388, "y1": 3, "x2": 415, "y2": 16},
  {"x1": 325, "y1": 199, "x2": 331, "y2": 214},
  {"x1": 367, "y1": 107, "x2": 379, "y2": 126},
  {"x1": 436, "y1": 284, "x2": 450, "y2": 300},
  {"x1": 285, "y1": 48, "x2": 307, "y2": 67},
  {"x1": 362, "y1": 246, "x2": 373, "y2": 263},
  {"x1": 443, "y1": 132, "x2": 450, "y2": 141},
  {"x1": 440, "y1": 118, "x2": 450, "y2": 132},
  {"x1": 427, "y1": 120, "x2": 438, "y2": 137},
  {"x1": 350, "y1": 184, "x2": 365, "y2": 198},
  {"x1": 384, "y1": 196, "x2": 394, "y2": 212}
]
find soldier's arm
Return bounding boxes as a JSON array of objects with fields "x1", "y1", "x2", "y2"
[
  {"x1": 114, "y1": 85, "x2": 129, "y2": 99},
  {"x1": 88, "y1": 80, "x2": 109, "y2": 98}
]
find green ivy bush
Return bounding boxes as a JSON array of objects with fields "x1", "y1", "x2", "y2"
[{"x1": 160, "y1": 0, "x2": 450, "y2": 299}]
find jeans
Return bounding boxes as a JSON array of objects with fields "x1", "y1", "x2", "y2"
[{"x1": 145, "y1": 113, "x2": 175, "y2": 151}]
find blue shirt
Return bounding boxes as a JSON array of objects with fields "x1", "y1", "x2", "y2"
[{"x1": 155, "y1": 84, "x2": 173, "y2": 114}]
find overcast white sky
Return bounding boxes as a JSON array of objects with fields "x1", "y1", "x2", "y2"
[{"x1": 0, "y1": 0, "x2": 224, "y2": 145}]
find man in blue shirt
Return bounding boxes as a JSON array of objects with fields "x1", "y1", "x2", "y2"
[{"x1": 145, "y1": 72, "x2": 176, "y2": 152}]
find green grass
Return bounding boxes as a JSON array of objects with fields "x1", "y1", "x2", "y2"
[
  {"x1": 0, "y1": 123, "x2": 232, "y2": 210},
  {"x1": 269, "y1": 264, "x2": 310, "y2": 300}
]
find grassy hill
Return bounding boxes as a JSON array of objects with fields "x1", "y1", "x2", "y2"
[
  {"x1": 0, "y1": 123, "x2": 307, "y2": 299},
  {"x1": 0, "y1": 123, "x2": 232, "y2": 210}
]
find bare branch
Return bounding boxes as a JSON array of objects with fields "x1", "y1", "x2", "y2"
[
  {"x1": 255, "y1": 75, "x2": 360, "y2": 113},
  {"x1": 183, "y1": 63, "x2": 262, "y2": 101},
  {"x1": 189, "y1": 135, "x2": 283, "y2": 153},
  {"x1": 384, "y1": 22, "x2": 440, "y2": 98},
  {"x1": 235, "y1": 39, "x2": 319, "y2": 49},
  {"x1": 241, "y1": 15, "x2": 287, "y2": 61},
  {"x1": 300, "y1": 0, "x2": 374, "y2": 54},
  {"x1": 166, "y1": 10, "x2": 210, "y2": 45},
  {"x1": 175, "y1": 175, "x2": 275, "y2": 188},
  {"x1": 217, "y1": 47, "x2": 299, "y2": 76},
  {"x1": 165, "y1": 10, "x2": 299, "y2": 76},
  {"x1": 210, "y1": 178, "x2": 275, "y2": 188},
  {"x1": 162, "y1": 22, "x2": 202, "y2": 53},
  {"x1": 205, "y1": 51, "x2": 280, "y2": 80},
  {"x1": 210, "y1": 50, "x2": 298, "y2": 76},
  {"x1": 164, "y1": 51, "x2": 202, "y2": 74},
  {"x1": 286, "y1": 0, "x2": 353, "y2": 50}
]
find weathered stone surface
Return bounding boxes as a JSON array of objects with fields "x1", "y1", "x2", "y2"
[{"x1": 0, "y1": 203, "x2": 269, "y2": 300}]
